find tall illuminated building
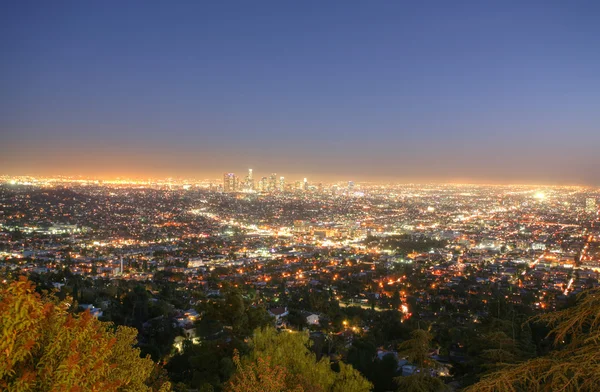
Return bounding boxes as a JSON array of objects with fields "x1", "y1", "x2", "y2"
[
  {"x1": 269, "y1": 173, "x2": 277, "y2": 192},
  {"x1": 586, "y1": 198, "x2": 597, "y2": 214},
  {"x1": 348, "y1": 181, "x2": 355, "y2": 192},
  {"x1": 245, "y1": 168, "x2": 254, "y2": 191},
  {"x1": 303, "y1": 178, "x2": 308, "y2": 191},
  {"x1": 279, "y1": 176, "x2": 285, "y2": 192},
  {"x1": 259, "y1": 177, "x2": 268, "y2": 192},
  {"x1": 223, "y1": 173, "x2": 236, "y2": 192}
]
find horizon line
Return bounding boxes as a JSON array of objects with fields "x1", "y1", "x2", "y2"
[{"x1": 1, "y1": 174, "x2": 597, "y2": 189}]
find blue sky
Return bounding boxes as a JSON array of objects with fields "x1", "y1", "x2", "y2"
[{"x1": 1, "y1": 1, "x2": 599, "y2": 183}]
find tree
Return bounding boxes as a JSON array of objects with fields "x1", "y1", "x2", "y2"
[
  {"x1": 391, "y1": 290, "x2": 401, "y2": 310},
  {"x1": 287, "y1": 309, "x2": 308, "y2": 330},
  {"x1": 394, "y1": 329, "x2": 449, "y2": 392},
  {"x1": 0, "y1": 277, "x2": 169, "y2": 391},
  {"x1": 229, "y1": 327, "x2": 372, "y2": 392},
  {"x1": 372, "y1": 353, "x2": 399, "y2": 392},
  {"x1": 199, "y1": 287, "x2": 273, "y2": 340},
  {"x1": 470, "y1": 317, "x2": 534, "y2": 373},
  {"x1": 346, "y1": 338, "x2": 377, "y2": 379},
  {"x1": 466, "y1": 288, "x2": 600, "y2": 392},
  {"x1": 227, "y1": 349, "x2": 301, "y2": 392},
  {"x1": 346, "y1": 338, "x2": 399, "y2": 392},
  {"x1": 139, "y1": 316, "x2": 181, "y2": 361},
  {"x1": 166, "y1": 339, "x2": 238, "y2": 391}
]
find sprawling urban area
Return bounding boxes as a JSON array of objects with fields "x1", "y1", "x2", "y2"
[{"x1": 1, "y1": 172, "x2": 599, "y2": 391}]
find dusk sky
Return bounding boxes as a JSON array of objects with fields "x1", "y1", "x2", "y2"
[{"x1": 1, "y1": 1, "x2": 599, "y2": 184}]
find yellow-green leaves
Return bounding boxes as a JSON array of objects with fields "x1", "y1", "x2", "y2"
[{"x1": 0, "y1": 277, "x2": 170, "y2": 392}]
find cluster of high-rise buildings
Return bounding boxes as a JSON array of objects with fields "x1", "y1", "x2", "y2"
[{"x1": 223, "y1": 169, "x2": 313, "y2": 193}]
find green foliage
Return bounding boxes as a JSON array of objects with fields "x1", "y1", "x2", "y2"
[
  {"x1": 227, "y1": 349, "x2": 299, "y2": 392},
  {"x1": 167, "y1": 286, "x2": 273, "y2": 391},
  {"x1": 394, "y1": 329, "x2": 449, "y2": 392},
  {"x1": 373, "y1": 353, "x2": 400, "y2": 392},
  {"x1": 398, "y1": 329, "x2": 436, "y2": 370},
  {"x1": 166, "y1": 339, "x2": 240, "y2": 391},
  {"x1": 395, "y1": 374, "x2": 449, "y2": 392},
  {"x1": 368, "y1": 310, "x2": 411, "y2": 345},
  {"x1": 287, "y1": 309, "x2": 309, "y2": 329},
  {"x1": 139, "y1": 316, "x2": 181, "y2": 361},
  {"x1": 0, "y1": 277, "x2": 169, "y2": 391},
  {"x1": 467, "y1": 288, "x2": 600, "y2": 392},
  {"x1": 346, "y1": 338, "x2": 377, "y2": 378},
  {"x1": 230, "y1": 327, "x2": 372, "y2": 392},
  {"x1": 333, "y1": 362, "x2": 374, "y2": 392},
  {"x1": 345, "y1": 337, "x2": 401, "y2": 391},
  {"x1": 199, "y1": 287, "x2": 274, "y2": 340}
]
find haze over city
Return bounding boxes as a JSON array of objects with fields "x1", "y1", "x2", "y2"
[{"x1": 2, "y1": 1, "x2": 599, "y2": 184}]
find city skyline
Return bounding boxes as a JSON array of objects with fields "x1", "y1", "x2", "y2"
[
  {"x1": 2, "y1": 2, "x2": 600, "y2": 185},
  {"x1": 2, "y1": 170, "x2": 599, "y2": 188}
]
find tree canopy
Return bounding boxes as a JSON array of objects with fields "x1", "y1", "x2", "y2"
[
  {"x1": 467, "y1": 288, "x2": 600, "y2": 392},
  {"x1": 0, "y1": 277, "x2": 169, "y2": 391},
  {"x1": 394, "y1": 329, "x2": 449, "y2": 392},
  {"x1": 227, "y1": 327, "x2": 372, "y2": 392}
]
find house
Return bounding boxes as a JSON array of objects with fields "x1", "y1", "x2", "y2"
[
  {"x1": 268, "y1": 307, "x2": 289, "y2": 325},
  {"x1": 306, "y1": 313, "x2": 320, "y2": 325},
  {"x1": 185, "y1": 308, "x2": 200, "y2": 321}
]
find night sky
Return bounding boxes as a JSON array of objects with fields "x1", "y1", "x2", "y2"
[{"x1": 1, "y1": 1, "x2": 599, "y2": 184}]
